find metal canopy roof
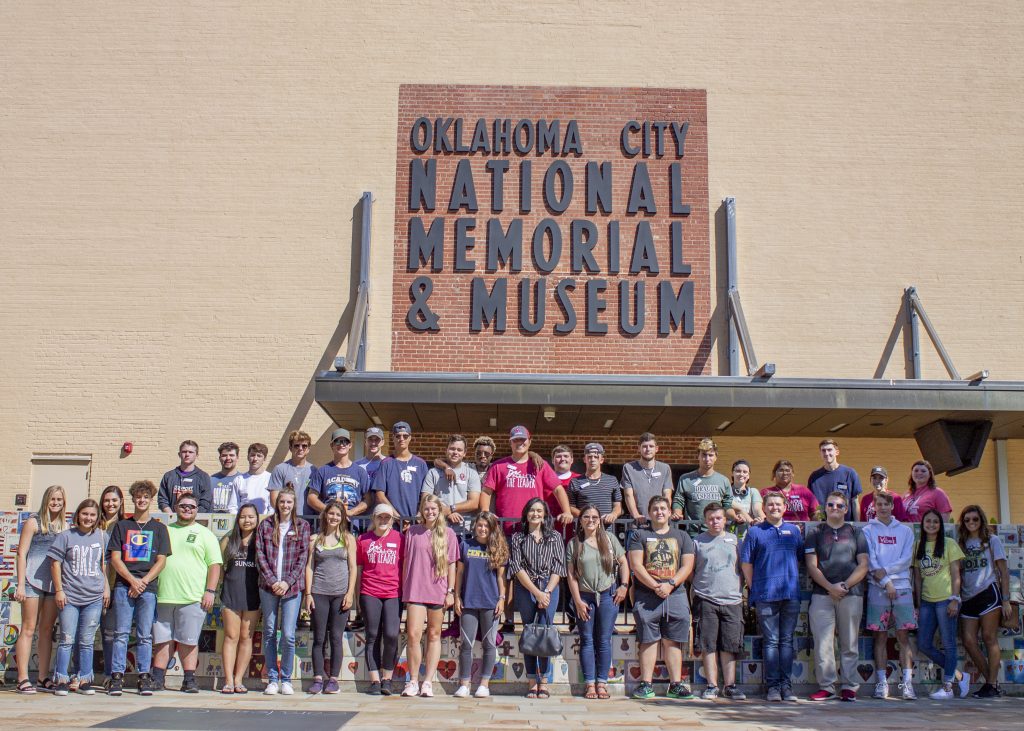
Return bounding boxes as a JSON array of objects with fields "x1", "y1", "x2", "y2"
[{"x1": 314, "y1": 372, "x2": 1024, "y2": 439}]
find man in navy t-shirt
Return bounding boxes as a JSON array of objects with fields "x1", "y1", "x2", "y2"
[
  {"x1": 371, "y1": 421, "x2": 428, "y2": 519},
  {"x1": 356, "y1": 426, "x2": 386, "y2": 484},
  {"x1": 806, "y1": 438, "x2": 861, "y2": 521},
  {"x1": 740, "y1": 492, "x2": 804, "y2": 702},
  {"x1": 309, "y1": 428, "x2": 370, "y2": 518}
]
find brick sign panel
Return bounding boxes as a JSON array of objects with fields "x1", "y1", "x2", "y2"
[{"x1": 392, "y1": 85, "x2": 710, "y2": 375}]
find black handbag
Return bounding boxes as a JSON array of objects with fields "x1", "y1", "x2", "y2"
[{"x1": 519, "y1": 617, "x2": 563, "y2": 657}]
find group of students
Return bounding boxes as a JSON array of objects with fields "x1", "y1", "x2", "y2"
[{"x1": 11, "y1": 425, "x2": 1015, "y2": 702}]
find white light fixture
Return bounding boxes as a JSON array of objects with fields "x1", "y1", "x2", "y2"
[
  {"x1": 370, "y1": 415, "x2": 382, "y2": 426},
  {"x1": 716, "y1": 420, "x2": 732, "y2": 431},
  {"x1": 828, "y1": 422, "x2": 848, "y2": 433},
  {"x1": 488, "y1": 417, "x2": 497, "y2": 428},
  {"x1": 603, "y1": 419, "x2": 615, "y2": 429},
  {"x1": 543, "y1": 408, "x2": 556, "y2": 422}
]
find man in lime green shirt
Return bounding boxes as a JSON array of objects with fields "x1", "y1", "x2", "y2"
[{"x1": 151, "y1": 493, "x2": 222, "y2": 692}]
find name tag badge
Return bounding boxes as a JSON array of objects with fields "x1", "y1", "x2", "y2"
[
  {"x1": 652, "y1": 472, "x2": 661, "y2": 477},
  {"x1": 646, "y1": 537, "x2": 658, "y2": 543},
  {"x1": 580, "y1": 481, "x2": 591, "y2": 488},
  {"x1": 407, "y1": 466, "x2": 417, "y2": 472},
  {"x1": 781, "y1": 530, "x2": 793, "y2": 535}
]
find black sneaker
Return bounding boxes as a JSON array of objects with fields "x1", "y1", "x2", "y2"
[
  {"x1": 667, "y1": 682, "x2": 694, "y2": 699},
  {"x1": 78, "y1": 681, "x2": 96, "y2": 695},
  {"x1": 108, "y1": 673, "x2": 123, "y2": 696},
  {"x1": 631, "y1": 681, "x2": 655, "y2": 700},
  {"x1": 151, "y1": 674, "x2": 165, "y2": 692},
  {"x1": 972, "y1": 683, "x2": 996, "y2": 698},
  {"x1": 722, "y1": 684, "x2": 746, "y2": 700},
  {"x1": 380, "y1": 678, "x2": 393, "y2": 696},
  {"x1": 992, "y1": 684, "x2": 1005, "y2": 697},
  {"x1": 181, "y1": 676, "x2": 199, "y2": 694},
  {"x1": 138, "y1": 674, "x2": 154, "y2": 696},
  {"x1": 500, "y1": 621, "x2": 514, "y2": 634},
  {"x1": 367, "y1": 680, "x2": 382, "y2": 696},
  {"x1": 54, "y1": 682, "x2": 70, "y2": 697}
]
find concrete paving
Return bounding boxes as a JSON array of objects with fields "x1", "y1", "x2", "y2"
[{"x1": 2, "y1": 686, "x2": 1021, "y2": 731}]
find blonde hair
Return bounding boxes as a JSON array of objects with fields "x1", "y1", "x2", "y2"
[
  {"x1": 315, "y1": 500, "x2": 350, "y2": 550},
  {"x1": 36, "y1": 485, "x2": 67, "y2": 536},
  {"x1": 419, "y1": 494, "x2": 450, "y2": 579},
  {"x1": 272, "y1": 487, "x2": 298, "y2": 547}
]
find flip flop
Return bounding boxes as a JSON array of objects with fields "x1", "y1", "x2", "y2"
[
  {"x1": 526, "y1": 687, "x2": 539, "y2": 699},
  {"x1": 584, "y1": 684, "x2": 598, "y2": 700},
  {"x1": 234, "y1": 685, "x2": 249, "y2": 694},
  {"x1": 220, "y1": 685, "x2": 235, "y2": 694},
  {"x1": 596, "y1": 684, "x2": 611, "y2": 699},
  {"x1": 537, "y1": 686, "x2": 551, "y2": 699}
]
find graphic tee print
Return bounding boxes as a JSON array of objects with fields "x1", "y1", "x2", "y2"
[{"x1": 124, "y1": 528, "x2": 154, "y2": 562}]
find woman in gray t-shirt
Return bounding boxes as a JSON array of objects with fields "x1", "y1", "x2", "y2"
[
  {"x1": 47, "y1": 498, "x2": 110, "y2": 696},
  {"x1": 956, "y1": 505, "x2": 1012, "y2": 698}
]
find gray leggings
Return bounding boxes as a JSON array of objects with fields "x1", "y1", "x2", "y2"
[{"x1": 459, "y1": 608, "x2": 499, "y2": 682}]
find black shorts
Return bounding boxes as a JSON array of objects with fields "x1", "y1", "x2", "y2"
[
  {"x1": 692, "y1": 595, "x2": 745, "y2": 654},
  {"x1": 960, "y1": 583, "x2": 1001, "y2": 619},
  {"x1": 407, "y1": 601, "x2": 445, "y2": 611}
]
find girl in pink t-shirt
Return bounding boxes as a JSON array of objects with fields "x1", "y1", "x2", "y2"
[
  {"x1": 903, "y1": 460, "x2": 953, "y2": 521},
  {"x1": 357, "y1": 504, "x2": 404, "y2": 696},
  {"x1": 762, "y1": 459, "x2": 819, "y2": 521},
  {"x1": 401, "y1": 494, "x2": 458, "y2": 698}
]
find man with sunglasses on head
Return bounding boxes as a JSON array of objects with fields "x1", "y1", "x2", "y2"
[
  {"x1": 371, "y1": 421, "x2": 429, "y2": 520},
  {"x1": 805, "y1": 490, "x2": 868, "y2": 702},
  {"x1": 356, "y1": 427, "x2": 387, "y2": 483},
  {"x1": 269, "y1": 430, "x2": 316, "y2": 516},
  {"x1": 150, "y1": 493, "x2": 221, "y2": 693}
]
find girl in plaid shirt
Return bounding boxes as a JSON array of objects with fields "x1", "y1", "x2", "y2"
[{"x1": 255, "y1": 487, "x2": 310, "y2": 695}]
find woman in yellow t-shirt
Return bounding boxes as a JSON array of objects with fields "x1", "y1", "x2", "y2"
[{"x1": 913, "y1": 509, "x2": 967, "y2": 699}]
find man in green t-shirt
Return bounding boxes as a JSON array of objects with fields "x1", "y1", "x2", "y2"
[
  {"x1": 671, "y1": 438, "x2": 733, "y2": 534},
  {"x1": 151, "y1": 492, "x2": 222, "y2": 693}
]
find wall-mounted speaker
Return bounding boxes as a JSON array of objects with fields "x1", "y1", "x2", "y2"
[{"x1": 913, "y1": 419, "x2": 992, "y2": 476}]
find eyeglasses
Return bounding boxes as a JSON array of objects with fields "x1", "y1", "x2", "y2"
[
  {"x1": 580, "y1": 515, "x2": 600, "y2": 521},
  {"x1": 178, "y1": 504, "x2": 198, "y2": 511},
  {"x1": 826, "y1": 502, "x2": 846, "y2": 509},
  {"x1": 964, "y1": 516, "x2": 981, "y2": 524},
  {"x1": 292, "y1": 444, "x2": 310, "y2": 451}
]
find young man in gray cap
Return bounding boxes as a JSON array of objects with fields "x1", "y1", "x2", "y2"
[
  {"x1": 356, "y1": 426, "x2": 386, "y2": 483},
  {"x1": 567, "y1": 443, "x2": 622, "y2": 526},
  {"x1": 858, "y1": 466, "x2": 908, "y2": 522},
  {"x1": 371, "y1": 421, "x2": 429, "y2": 519},
  {"x1": 308, "y1": 428, "x2": 371, "y2": 517}
]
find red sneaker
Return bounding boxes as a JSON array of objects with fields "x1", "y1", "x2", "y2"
[
  {"x1": 809, "y1": 689, "x2": 837, "y2": 701},
  {"x1": 840, "y1": 689, "x2": 857, "y2": 702}
]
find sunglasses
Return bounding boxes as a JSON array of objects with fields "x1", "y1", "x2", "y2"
[
  {"x1": 292, "y1": 444, "x2": 310, "y2": 450},
  {"x1": 393, "y1": 433, "x2": 411, "y2": 439},
  {"x1": 826, "y1": 502, "x2": 846, "y2": 509},
  {"x1": 964, "y1": 516, "x2": 981, "y2": 523},
  {"x1": 580, "y1": 515, "x2": 601, "y2": 521},
  {"x1": 332, "y1": 439, "x2": 351, "y2": 446},
  {"x1": 178, "y1": 504, "x2": 198, "y2": 511}
]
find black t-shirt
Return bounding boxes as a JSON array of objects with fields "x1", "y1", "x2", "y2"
[
  {"x1": 804, "y1": 522, "x2": 868, "y2": 596},
  {"x1": 108, "y1": 517, "x2": 173, "y2": 593},
  {"x1": 627, "y1": 525, "x2": 694, "y2": 603}
]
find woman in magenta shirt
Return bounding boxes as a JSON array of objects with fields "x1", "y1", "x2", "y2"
[
  {"x1": 357, "y1": 503, "x2": 404, "y2": 696},
  {"x1": 903, "y1": 460, "x2": 952, "y2": 521},
  {"x1": 400, "y1": 494, "x2": 459, "y2": 698}
]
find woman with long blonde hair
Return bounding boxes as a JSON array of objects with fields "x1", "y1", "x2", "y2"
[
  {"x1": 14, "y1": 484, "x2": 67, "y2": 693},
  {"x1": 400, "y1": 493, "x2": 458, "y2": 697},
  {"x1": 304, "y1": 499, "x2": 357, "y2": 694}
]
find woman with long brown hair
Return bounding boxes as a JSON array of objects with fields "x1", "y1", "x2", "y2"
[
  {"x1": 219, "y1": 503, "x2": 261, "y2": 693},
  {"x1": 566, "y1": 504, "x2": 629, "y2": 700},
  {"x1": 903, "y1": 459, "x2": 952, "y2": 521}
]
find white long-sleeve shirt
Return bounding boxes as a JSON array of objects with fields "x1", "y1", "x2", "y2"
[{"x1": 863, "y1": 517, "x2": 915, "y2": 591}]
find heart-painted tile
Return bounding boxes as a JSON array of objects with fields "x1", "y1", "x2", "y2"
[{"x1": 438, "y1": 660, "x2": 457, "y2": 679}]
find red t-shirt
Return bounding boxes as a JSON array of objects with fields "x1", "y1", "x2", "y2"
[
  {"x1": 859, "y1": 492, "x2": 909, "y2": 522},
  {"x1": 902, "y1": 486, "x2": 953, "y2": 522},
  {"x1": 356, "y1": 528, "x2": 404, "y2": 599},
  {"x1": 761, "y1": 484, "x2": 819, "y2": 521},
  {"x1": 484, "y1": 456, "x2": 561, "y2": 529}
]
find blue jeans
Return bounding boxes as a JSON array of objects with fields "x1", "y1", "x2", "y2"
[
  {"x1": 577, "y1": 588, "x2": 617, "y2": 683},
  {"x1": 101, "y1": 604, "x2": 116, "y2": 677},
  {"x1": 260, "y1": 590, "x2": 301, "y2": 683},
  {"x1": 514, "y1": 583, "x2": 559, "y2": 678},
  {"x1": 756, "y1": 598, "x2": 800, "y2": 690},
  {"x1": 55, "y1": 599, "x2": 103, "y2": 683},
  {"x1": 918, "y1": 599, "x2": 958, "y2": 682},
  {"x1": 111, "y1": 585, "x2": 157, "y2": 675}
]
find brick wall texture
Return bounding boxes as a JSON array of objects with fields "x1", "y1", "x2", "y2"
[{"x1": 391, "y1": 85, "x2": 710, "y2": 375}]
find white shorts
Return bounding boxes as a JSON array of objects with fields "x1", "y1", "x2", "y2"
[{"x1": 153, "y1": 602, "x2": 207, "y2": 645}]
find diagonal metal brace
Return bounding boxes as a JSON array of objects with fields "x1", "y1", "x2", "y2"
[{"x1": 728, "y1": 288, "x2": 774, "y2": 378}]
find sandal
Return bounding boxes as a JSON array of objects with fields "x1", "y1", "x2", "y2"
[
  {"x1": 526, "y1": 686, "x2": 539, "y2": 699},
  {"x1": 537, "y1": 685, "x2": 551, "y2": 699},
  {"x1": 17, "y1": 679, "x2": 36, "y2": 694},
  {"x1": 234, "y1": 685, "x2": 248, "y2": 694},
  {"x1": 36, "y1": 677, "x2": 55, "y2": 693},
  {"x1": 220, "y1": 685, "x2": 235, "y2": 694},
  {"x1": 596, "y1": 683, "x2": 610, "y2": 699},
  {"x1": 584, "y1": 683, "x2": 598, "y2": 700}
]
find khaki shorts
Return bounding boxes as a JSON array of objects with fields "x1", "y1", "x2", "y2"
[{"x1": 153, "y1": 602, "x2": 207, "y2": 645}]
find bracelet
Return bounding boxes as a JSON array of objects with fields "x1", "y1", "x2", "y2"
[
  {"x1": 498, "y1": 595, "x2": 506, "y2": 600},
  {"x1": 204, "y1": 589, "x2": 216, "y2": 595}
]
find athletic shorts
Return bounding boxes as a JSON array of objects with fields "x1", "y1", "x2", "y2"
[
  {"x1": 406, "y1": 601, "x2": 444, "y2": 611},
  {"x1": 865, "y1": 585, "x2": 917, "y2": 631},
  {"x1": 153, "y1": 602, "x2": 207, "y2": 645},
  {"x1": 960, "y1": 583, "x2": 1001, "y2": 620},
  {"x1": 23, "y1": 583, "x2": 54, "y2": 599},
  {"x1": 633, "y1": 590, "x2": 690, "y2": 645},
  {"x1": 692, "y1": 595, "x2": 744, "y2": 654}
]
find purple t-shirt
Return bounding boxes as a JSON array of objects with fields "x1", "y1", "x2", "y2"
[{"x1": 402, "y1": 524, "x2": 458, "y2": 605}]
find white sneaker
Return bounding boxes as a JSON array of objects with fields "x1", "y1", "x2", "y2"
[
  {"x1": 264, "y1": 682, "x2": 280, "y2": 695},
  {"x1": 419, "y1": 681, "x2": 433, "y2": 698},
  {"x1": 280, "y1": 681, "x2": 294, "y2": 696},
  {"x1": 872, "y1": 681, "x2": 889, "y2": 699},
  {"x1": 401, "y1": 681, "x2": 419, "y2": 697},
  {"x1": 956, "y1": 671, "x2": 971, "y2": 698},
  {"x1": 474, "y1": 685, "x2": 491, "y2": 698},
  {"x1": 453, "y1": 685, "x2": 471, "y2": 698},
  {"x1": 899, "y1": 682, "x2": 916, "y2": 700},
  {"x1": 929, "y1": 685, "x2": 953, "y2": 700}
]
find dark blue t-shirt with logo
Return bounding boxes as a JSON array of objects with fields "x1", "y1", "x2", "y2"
[
  {"x1": 312, "y1": 463, "x2": 370, "y2": 513},
  {"x1": 458, "y1": 536, "x2": 502, "y2": 609}
]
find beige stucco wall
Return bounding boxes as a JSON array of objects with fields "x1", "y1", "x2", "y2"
[{"x1": 1, "y1": 2, "x2": 1022, "y2": 507}]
